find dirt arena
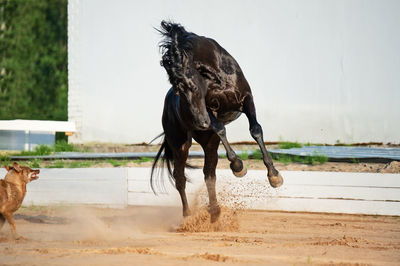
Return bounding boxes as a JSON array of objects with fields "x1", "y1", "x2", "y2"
[{"x1": 1, "y1": 204, "x2": 399, "y2": 265}]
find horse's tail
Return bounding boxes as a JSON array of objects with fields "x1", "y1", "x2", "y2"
[
  {"x1": 157, "y1": 20, "x2": 192, "y2": 88},
  {"x1": 150, "y1": 134, "x2": 174, "y2": 194},
  {"x1": 150, "y1": 132, "x2": 197, "y2": 195}
]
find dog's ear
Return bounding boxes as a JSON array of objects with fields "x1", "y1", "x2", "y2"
[
  {"x1": 13, "y1": 162, "x2": 22, "y2": 172},
  {"x1": 5, "y1": 166, "x2": 11, "y2": 171}
]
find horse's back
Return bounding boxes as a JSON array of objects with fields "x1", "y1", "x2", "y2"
[{"x1": 190, "y1": 36, "x2": 242, "y2": 76}]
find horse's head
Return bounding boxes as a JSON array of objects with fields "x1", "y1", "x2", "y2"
[{"x1": 174, "y1": 79, "x2": 210, "y2": 130}]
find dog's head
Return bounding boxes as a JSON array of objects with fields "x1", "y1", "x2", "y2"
[{"x1": 5, "y1": 162, "x2": 40, "y2": 183}]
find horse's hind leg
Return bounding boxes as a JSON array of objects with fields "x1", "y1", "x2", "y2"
[
  {"x1": 174, "y1": 139, "x2": 192, "y2": 217},
  {"x1": 243, "y1": 97, "x2": 283, "y2": 187},
  {"x1": 195, "y1": 132, "x2": 221, "y2": 222},
  {"x1": 209, "y1": 113, "x2": 247, "y2": 177}
]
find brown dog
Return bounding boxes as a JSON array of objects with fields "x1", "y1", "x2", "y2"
[{"x1": 0, "y1": 162, "x2": 39, "y2": 239}]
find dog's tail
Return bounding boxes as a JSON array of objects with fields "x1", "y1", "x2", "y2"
[{"x1": 157, "y1": 20, "x2": 193, "y2": 89}]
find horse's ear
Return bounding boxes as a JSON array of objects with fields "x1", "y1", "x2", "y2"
[{"x1": 13, "y1": 162, "x2": 22, "y2": 172}]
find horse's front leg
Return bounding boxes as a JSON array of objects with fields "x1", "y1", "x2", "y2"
[
  {"x1": 209, "y1": 112, "x2": 247, "y2": 177},
  {"x1": 244, "y1": 98, "x2": 283, "y2": 187}
]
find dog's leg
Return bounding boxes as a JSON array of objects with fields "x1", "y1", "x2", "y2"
[
  {"x1": 2, "y1": 212, "x2": 19, "y2": 239},
  {"x1": 243, "y1": 96, "x2": 283, "y2": 187},
  {"x1": 209, "y1": 112, "x2": 247, "y2": 177},
  {"x1": 0, "y1": 214, "x2": 5, "y2": 231}
]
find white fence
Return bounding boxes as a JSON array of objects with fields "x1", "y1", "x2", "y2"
[{"x1": 1, "y1": 168, "x2": 399, "y2": 215}]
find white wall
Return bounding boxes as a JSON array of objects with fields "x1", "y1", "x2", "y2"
[{"x1": 68, "y1": 0, "x2": 400, "y2": 144}]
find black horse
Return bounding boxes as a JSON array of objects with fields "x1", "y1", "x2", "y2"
[{"x1": 151, "y1": 21, "x2": 283, "y2": 222}]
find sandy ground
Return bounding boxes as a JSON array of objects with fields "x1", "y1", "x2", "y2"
[{"x1": 0, "y1": 205, "x2": 399, "y2": 265}]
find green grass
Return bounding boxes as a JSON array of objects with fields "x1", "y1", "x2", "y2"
[
  {"x1": 0, "y1": 154, "x2": 11, "y2": 166},
  {"x1": 2, "y1": 157, "x2": 154, "y2": 169},
  {"x1": 271, "y1": 153, "x2": 328, "y2": 165},
  {"x1": 238, "y1": 151, "x2": 249, "y2": 161},
  {"x1": 248, "y1": 149, "x2": 328, "y2": 165},
  {"x1": 270, "y1": 154, "x2": 294, "y2": 164},
  {"x1": 310, "y1": 153, "x2": 329, "y2": 164},
  {"x1": 106, "y1": 159, "x2": 127, "y2": 167},
  {"x1": 132, "y1": 157, "x2": 153, "y2": 164},
  {"x1": 278, "y1": 141, "x2": 302, "y2": 149},
  {"x1": 28, "y1": 158, "x2": 42, "y2": 168},
  {"x1": 54, "y1": 140, "x2": 76, "y2": 152},
  {"x1": 6, "y1": 144, "x2": 330, "y2": 168},
  {"x1": 251, "y1": 150, "x2": 263, "y2": 160},
  {"x1": 46, "y1": 160, "x2": 65, "y2": 168},
  {"x1": 221, "y1": 149, "x2": 328, "y2": 165},
  {"x1": 68, "y1": 161, "x2": 95, "y2": 168},
  {"x1": 16, "y1": 140, "x2": 82, "y2": 157},
  {"x1": 19, "y1": 144, "x2": 53, "y2": 156}
]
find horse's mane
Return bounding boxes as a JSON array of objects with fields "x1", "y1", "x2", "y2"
[{"x1": 156, "y1": 21, "x2": 196, "y2": 90}]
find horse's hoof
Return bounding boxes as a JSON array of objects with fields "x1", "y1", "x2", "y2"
[
  {"x1": 183, "y1": 208, "x2": 191, "y2": 217},
  {"x1": 208, "y1": 205, "x2": 221, "y2": 223},
  {"x1": 233, "y1": 167, "x2": 247, "y2": 178},
  {"x1": 268, "y1": 172, "x2": 283, "y2": 188}
]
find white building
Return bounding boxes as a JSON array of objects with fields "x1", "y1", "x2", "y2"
[{"x1": 68, "y1": 0, "x2": 400, "y2": 145}]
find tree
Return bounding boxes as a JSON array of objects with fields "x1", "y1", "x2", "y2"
[{"x1": 0, "y1": 0, "x2": 67, "y2": 121}]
